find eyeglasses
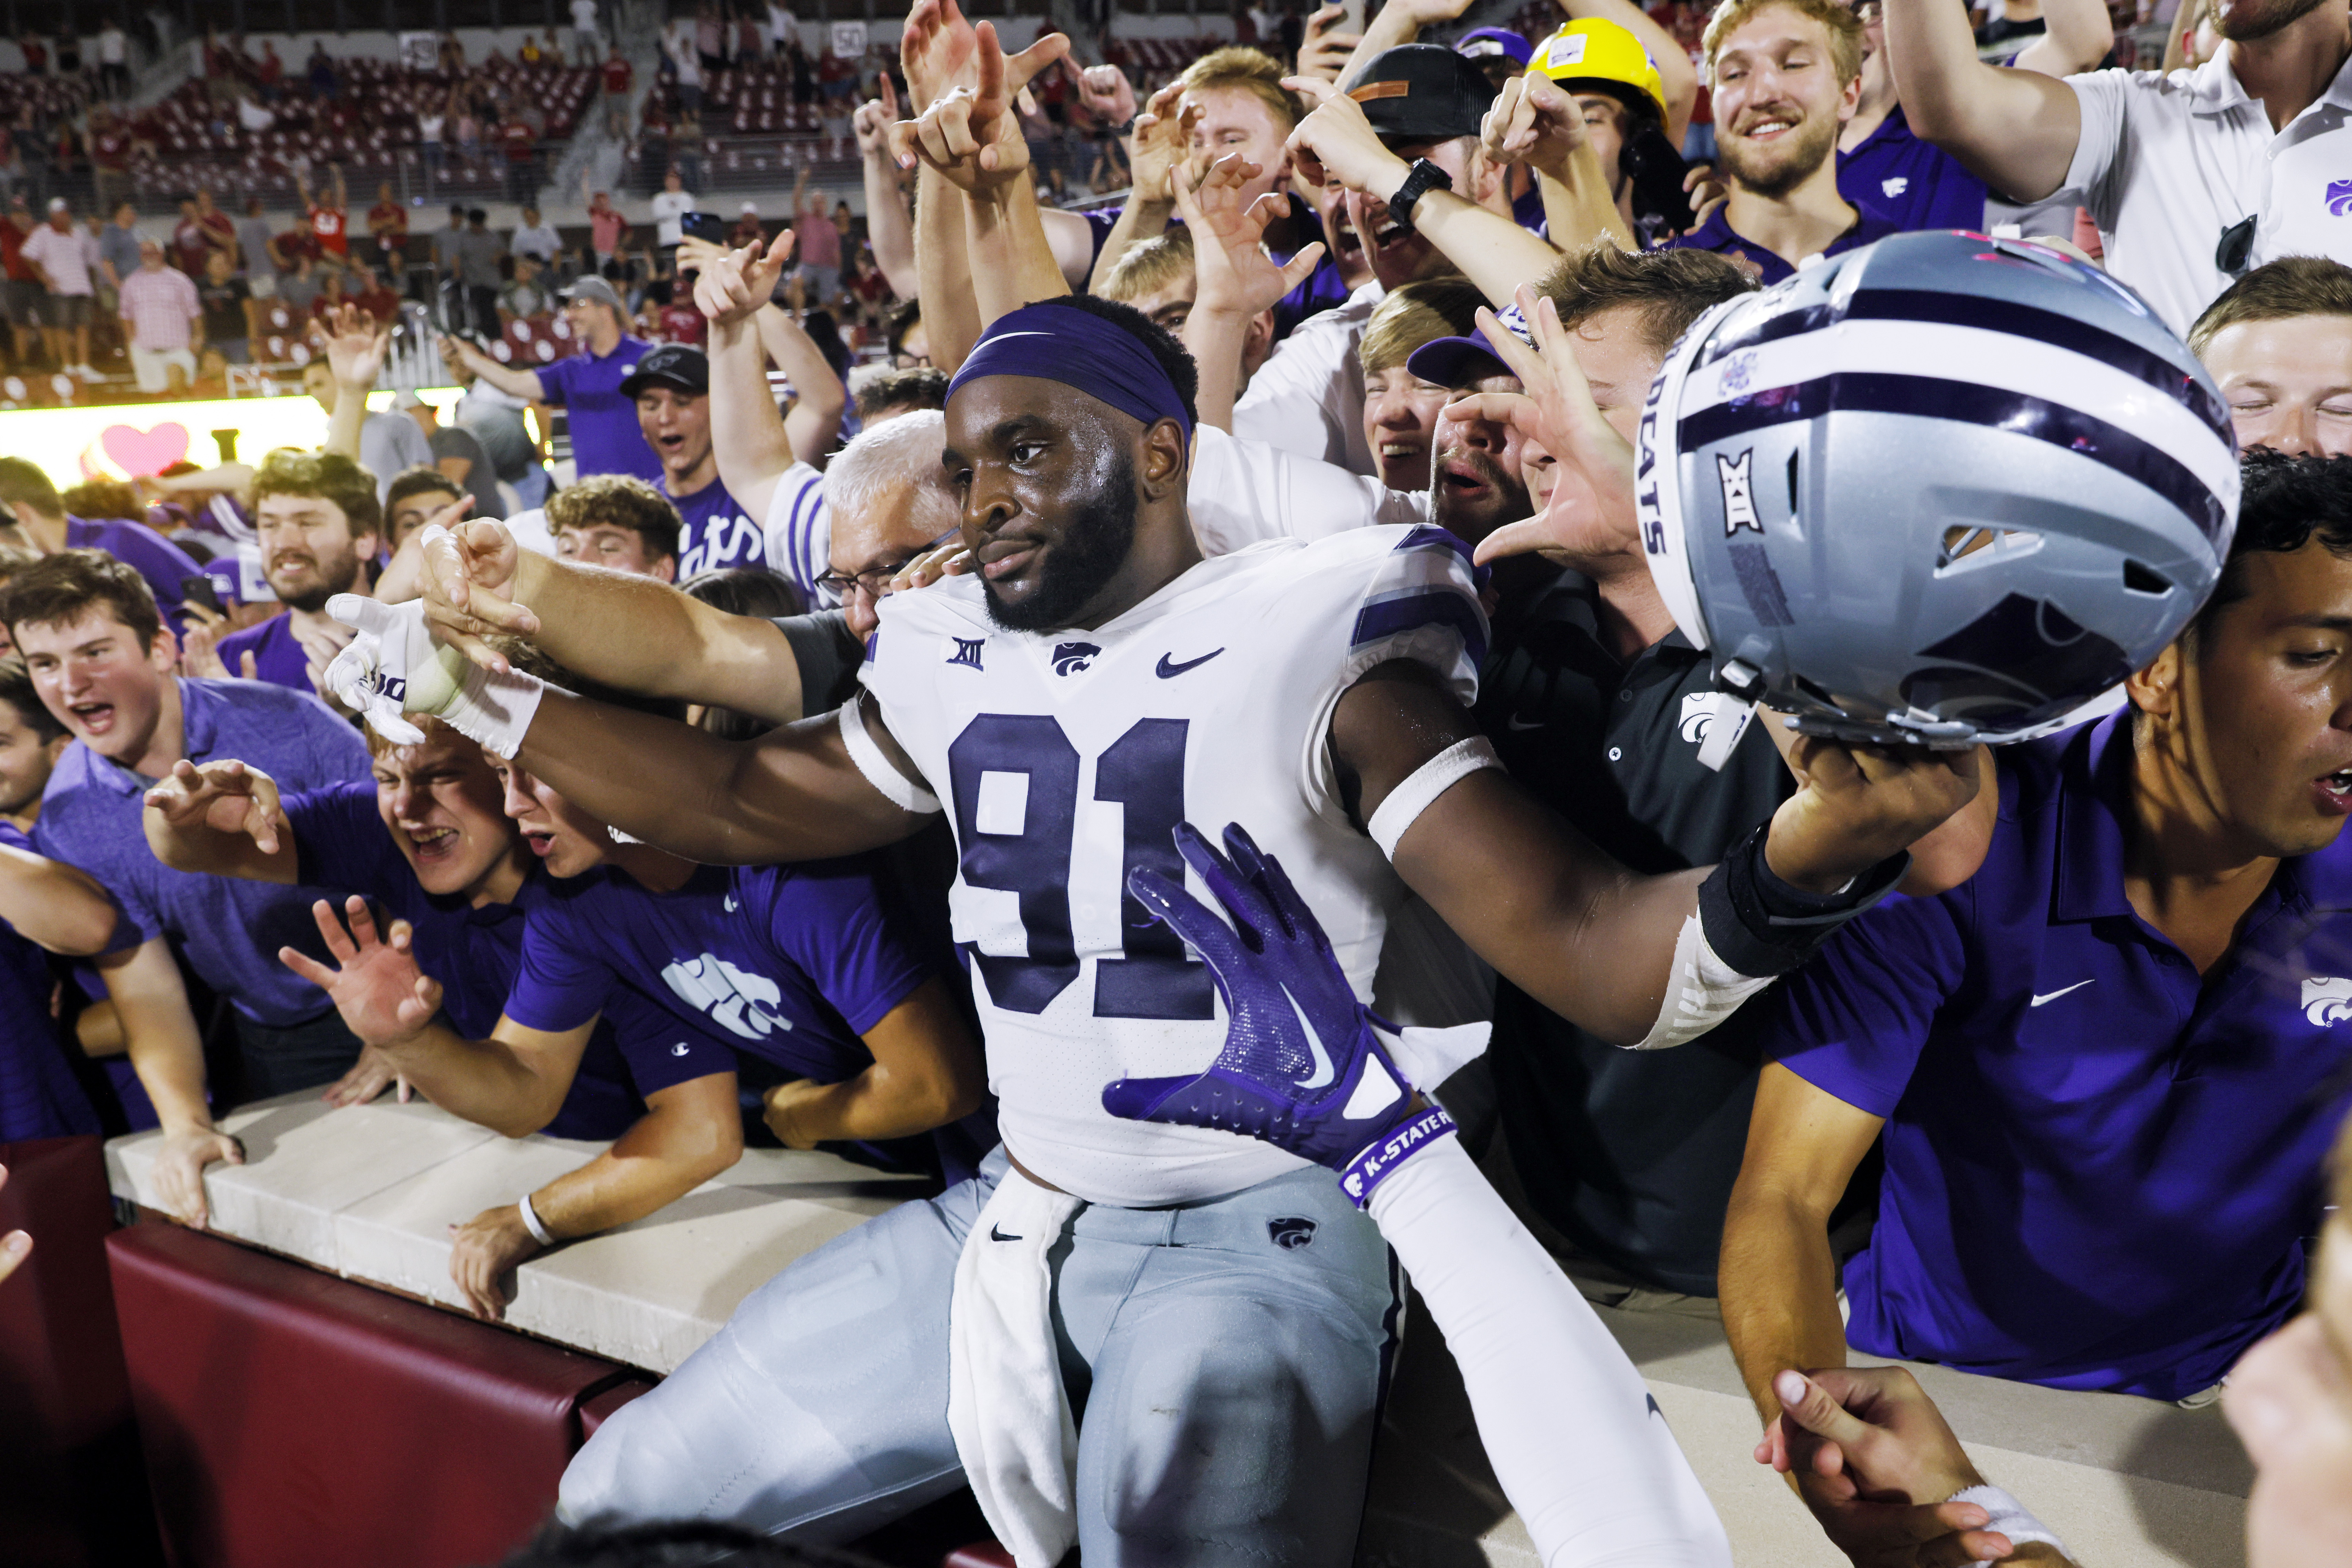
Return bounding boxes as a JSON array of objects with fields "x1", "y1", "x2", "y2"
[{"x1": 813, "y1": 527, "x2": 962, "y2": 601}]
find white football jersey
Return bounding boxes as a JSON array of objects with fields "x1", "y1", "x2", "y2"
[{"x1": 861, "y1": 525, "x2": 1486, "y2": 1206}]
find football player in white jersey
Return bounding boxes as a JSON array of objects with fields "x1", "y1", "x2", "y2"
[{"x1": 319, "y1": 255, "x2": 1976, "y2": 1561}]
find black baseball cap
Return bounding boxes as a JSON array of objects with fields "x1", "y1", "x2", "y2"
[
  {"x1": 618, "y1": 343, "x2": 709, "y2": 399},
  {"x1": 1349, "y1": 44, "x2": 1498, "y2": 147}
]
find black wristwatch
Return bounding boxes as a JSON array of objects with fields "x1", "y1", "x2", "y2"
[{"x1": 1387, "y1": 158, "x2": 1454, "y2": 235}]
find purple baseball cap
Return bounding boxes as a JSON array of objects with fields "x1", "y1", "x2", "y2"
[
  {"x1": 1406, "y1": 301, "x2": 1533, "y2": 389},
  {"x1": 1455, "y1": 27, "x2": 1533, "y2": 66}
]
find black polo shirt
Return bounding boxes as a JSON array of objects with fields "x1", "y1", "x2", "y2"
[{"x1": 1476, "y1": 565, "x2": 1792, "y2": 1295}]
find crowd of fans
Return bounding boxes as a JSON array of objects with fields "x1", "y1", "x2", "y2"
[{"x1": 4, "y1": 0, "x2": 2352, "y2": 1565}]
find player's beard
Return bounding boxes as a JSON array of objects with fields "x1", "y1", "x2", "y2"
[
  {"x1": 1718, "y1": 107, "x2": 1840, "y2": 201},
  {"x1": 273, "y1": 545, "x2": 366, "y2": 614},
  {"x1": 2213, "y1": 0, "x2": 2324, "y2": 37},
  {"x1": 982, "y1": 448, "x2": 1139, "y2": 633}
]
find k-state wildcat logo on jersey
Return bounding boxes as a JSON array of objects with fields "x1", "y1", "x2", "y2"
[
  {"x1": 661, "y1": 953, "x2": 796, "y2": 1040},
  {"x1": 1052, "y1": 641, "x2": 1102, "y2": 675},
  {"x1": 2302, "y1": 976, "x2": 2352, "y2": 1026}
]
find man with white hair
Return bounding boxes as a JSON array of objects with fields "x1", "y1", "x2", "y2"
[{"x1": 812, "y1": 411, "x2": 959, "y2": 642}]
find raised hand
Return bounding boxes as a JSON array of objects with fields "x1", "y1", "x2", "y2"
[
  {"x1": 1294, "y1": 4, "x2": 1363, "y2": 84},
  {"x1": 1072, "y1": 60, "x2": 1136, "y2": 127},
  {"x1": 1102, "y1": 822, "x2": 1454, "y2": 1204},
  {"x1": 177, "y1": 612, "x2": 232, "y2": 679},
  {"x1": 415, "y1": 514, "x2": 537, "y2": 672},
  {"x1": 1126, "y1": 82, "x2": 1199, "y2": 207},
  {"x1": 1480, "y1": 73, "x2": 1590, "y2": 182},
  {"x1": 1765, "y1": 735, "x2": 1982, "y2": 895},
  {"x1": 693, "y1": 228, "x2": 796, "y2": 330},
  {"x1": 318, "y1": 300, "x2": 390, "y2": 393},
  {"x1": 1174, "y1": 152, "x2": 1326, "y2": 320},
  {"x1": 853, "y1": 73, "x2": 900, "y2": 160},
  {"x1": 889, "y1": 21, "x2": 1066, "y2": 192},
  {"x1": 322, "y1": 593, "x2": 465, "y2": 744},
  {"x1": 278, "y1": 896, "x2": 444, "y2": 1048},
  {"x1": 899, "y1": 0, "x2": 981, "y2": 111},
  {"x1": 143, "y1": 758, "x2": 289, "y2": 855},
  {"x1": 1466, "y1": 289, "x2": 1642, "y2": 569},
  {"x1": 1280, "y1": 73, "x2": 1411, "y2": 197}
]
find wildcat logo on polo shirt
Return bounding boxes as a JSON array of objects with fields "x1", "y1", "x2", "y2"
[
  {"x1": 1881, "y1": 176, "x2": 1909, "y2": 200},
  {"x1": 2329, "y1": 179, "x2": 2352, "y2": 218},
  {"x1": 2301, "y1": 976, "x2": 2352, "y2": 1026},
  {"x1": 1679, "y1": 690, "x2": 1747, "y2": 747},
  {"x1": 661, "y1": 952, "x2": 795, "y2": 1039}
]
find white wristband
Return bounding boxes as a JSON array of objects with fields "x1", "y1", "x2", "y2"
[
  {"x1": 516, "y1": 1191, "x2": 556, "y2": 1247},
  {"x1": 1948, "y1": 1484, "x2": 2069, "y2": 1562},
  {"x1": 1367, "y1": 737, "x2": 1501, "y2": 858},
  {"x1": 436, "y1": 661, "x2": 550, "y2": 761},
  {"x1": 839, "y1": 696, "x2": 941, "y2": 814}
]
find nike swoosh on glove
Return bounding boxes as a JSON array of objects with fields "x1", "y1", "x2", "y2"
[
  {"x1": 323, "y1": 594, "x2": 466, "y2": 744},
  {"x1": 1102, "y1": 821, "x2": 1456, "y2": 1207}
]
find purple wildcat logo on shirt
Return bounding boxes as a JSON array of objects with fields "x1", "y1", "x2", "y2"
[{"x1": 2330, "y1": 180, "x2": 2352, "y2": 217}]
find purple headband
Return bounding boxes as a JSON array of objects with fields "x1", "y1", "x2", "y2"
[{"x1": 947, "y1": 300, "x2": 1193, "y2": 441}]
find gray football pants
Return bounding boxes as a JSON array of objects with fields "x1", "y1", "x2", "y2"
[{"x1": 561, "y1": 1146, "x2": 1399, "y2": 1565}]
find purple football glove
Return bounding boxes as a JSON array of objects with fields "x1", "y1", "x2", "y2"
[{"x1": 1101, "y1": 821, "x2": 1455, "y2": 1207}]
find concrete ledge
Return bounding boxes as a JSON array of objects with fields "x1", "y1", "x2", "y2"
[{"x1": 106, "y1": 1093, "x2": 923, "y2": 1374}]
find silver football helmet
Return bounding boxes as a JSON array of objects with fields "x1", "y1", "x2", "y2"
[{"x1": 1637, "y1": 230, "x2": 2238, "y2": 755}]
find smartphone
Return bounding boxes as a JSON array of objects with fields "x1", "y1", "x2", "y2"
[
  {"x1": 680, "y1": 211, "x2": 729, "y2": 245},
  {"x1": 1341, "y1": 0, "x2": 1367, "y2": 32},
  {"x1": 180, "y1": 575, "x2": 226, "y2": 618}
]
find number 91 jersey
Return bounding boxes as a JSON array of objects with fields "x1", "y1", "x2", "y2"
[{"x1": 862, "y1": 526, "x2": 1487, "y2": 1207}]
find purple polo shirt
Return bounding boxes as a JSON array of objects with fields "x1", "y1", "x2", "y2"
[
  {"x1": 536, "y1": 333, "x2": 663, "y2": 482},
  {"x1": 665, "y1": 473, "x2": 763, "y2": 580},
  {"x1": 505, "y1": 857, "x2": 935, "y2": 1084},
  {"x1": 65, "y1": 515, "x2": 212, "y2": 640},
  {"x1": 1836, "y1": 104, "x2": 1988, "y2": 234},
  {"x1": 1663, "y1": 197, "x2": 1905, "y2": 286},
  {"x1": 283, "y1": 780, "x2": 742, "y2": 1138},
  {"x1": 34, "y1": 677, "x2": 372, "y2": 1026},
  {"x1": 1761, "y1": 711, "x2": 2352, "y2": 1400},
  {"x1": 0, "y1": 821, "x2": 103, "y2": 1142},
  {"x1": 213, "y1": 613, "x2": 310, "y2": 693}
]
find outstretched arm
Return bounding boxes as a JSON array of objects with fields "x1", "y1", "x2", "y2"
[
  {"x1": 759, "y1": 305, "x2": 848, "y2": 465},
  {"x1": 856, "y1": 77, "x2": 920, "y2": 299},
  {"x1": 277, "y1": 895, "x2": 593, "y2": 1137},
  {"x1": 143, "y1": 758, "x2": 299, "y2": 885},
  {"x1": 318, "y1": 303, "x2": 390, "y2": 462},
  {"x1": 0, "y1": 842, "x2": 117, "y2": 954},
  {"x1": 1177, "y1": 152, "x2": 1325, "y2": 433},
  {"x1": 2010, "y1": 0, "x2": 2115, "y2": 77},
  {"x1": 1085, "y1": 81, "x2": 1190, "y2": 295},
  {"x1": 98, "y1": 936, "x2": 243, "y2": 1228},
  {"x1": 448, "y1": 1070, "x2": 744, "y2": 1320},
  {"x1": 1883, "y1": 0, "x2": 2082, "y2": 202},
  {"x1": 692, "y1": 231, "x2": 803, "y2": 522},
  {"x1": 1564, "y1": 0, "x2": 1700, "y2": 146},
  {"x1": 1286, "y1": 75, "x2": 1560, "y2": 309}
]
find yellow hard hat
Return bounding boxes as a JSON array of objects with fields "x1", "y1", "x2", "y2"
[{"x1": 1526, "y1": 19, "x2": 1670, "y2": 128}]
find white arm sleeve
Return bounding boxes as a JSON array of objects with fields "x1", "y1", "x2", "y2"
[
  {"x1": 1367, "y1": 1138, "x2": 1734, "y2": 1568},
  {"x1": 1631, "y1": 910, "x2": 1776, "y2": 1051}
]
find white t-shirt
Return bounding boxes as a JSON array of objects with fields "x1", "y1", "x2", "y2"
[
  {"x1": 359, "y1": 410, "x2": 435, "y2": 503},
  {"x1": 2061, "y1": 46, "x2": 2352, "y2": 335},
  {"x1": 510, "y1": 222, "x2": 562, "y2": 261},
  {"x1": 98, "y1": 26, "x2": 125, "y2": 64},
  {"x1": 569, "y1": 0, "x2": 599, "y2": 31},
  {"x1": 1231, "y1": 278, "x2": 1382, "y2": 478},
  {"x1": 759, "y1": 458, "x2": 833, "y2": 604},
  {"x1": 1186, "y1": 423, "x2": 1427, "y2": 556},
  {"x1": 767, "y1": 2, "x2": 793, "y2": 43},
  {"x1": 238, "y1": 97, "x2": 275, "y2": 132},
  {"x1": 859, "y1": 526, "x2": 1483, "y2": 1206},
  {"x1": 649, "y1": 189, "x2": 695, "y2": 248},
  {"x1": 23, "y1": 224, "x2": 95, "y2": 296}
]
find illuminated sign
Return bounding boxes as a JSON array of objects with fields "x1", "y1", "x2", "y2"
[{"x1": 0, "y1": 390, "x2": 459, "y2": 488}]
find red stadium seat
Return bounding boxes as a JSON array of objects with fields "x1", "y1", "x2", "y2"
[{"x1": 108, "y1": 1224, "x2": 646, "y2": 1568}]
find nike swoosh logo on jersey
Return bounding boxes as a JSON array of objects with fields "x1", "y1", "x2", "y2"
[
  {"x1": 1156, "y1": 648, "x2": 1225, "y2": 679},
  {"x1": 1281, "y1": 982, "x2": 1337, "y2": 1090},
  {"x1": 2030, "y1": 979, "x2": 2096, "y2": 1007},
  {"x1": 724, "y1": 894, "x2": 739, "y2": 913},
  {"x1": 989, "y1": 1224, "x2": 1023, "y2": 1242}
]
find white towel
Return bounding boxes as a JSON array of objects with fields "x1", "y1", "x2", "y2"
[{"x1": 948, "y1": 1167, "x2": 1086, "y2": 1568}]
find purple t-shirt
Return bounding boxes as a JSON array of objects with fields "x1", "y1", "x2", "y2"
[
  {"x1": 35, "y1": 678, "x2": 372, "y2": 1026},
  {"x1": 536, "y1": 334, "x2": 664, "y2": 482},
  {"x1": 213, "y1": 612, "x2": 310, "y2": 693},
  {"x1": 1836, "y1": 104, "x2": 1988, "y2": 235},
  {"x1": 665, "y1": 473, "x2": 764, "y2": 580},
  {"x1": 505, "y1": 857, "x2": 934, "y2": 1085},
  {"x1": 0, "y1": 821, "x2": 103, "y2": 1142},
  {"x1": 1760, "y1": 712, "x2": 2352, "y2": 1400},
  {"x1": 65, "y1": 515, "x2": 212, "y2": 641}
]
